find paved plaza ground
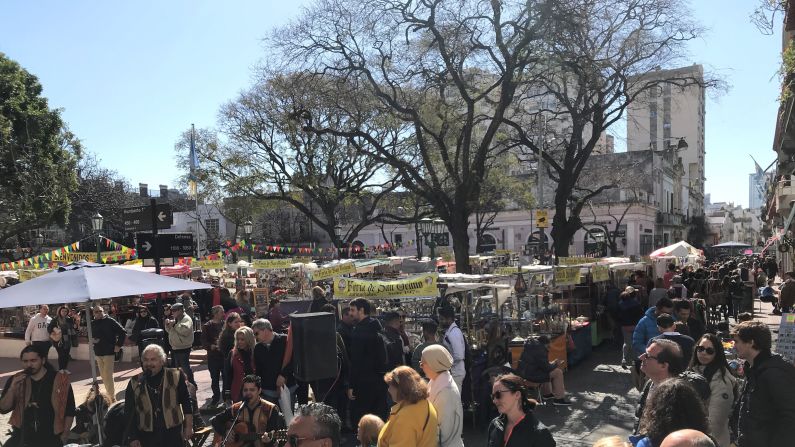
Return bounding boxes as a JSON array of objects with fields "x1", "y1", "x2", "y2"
[{"x1": 0, "y1": 299, "x2": 783, "y2": 446}]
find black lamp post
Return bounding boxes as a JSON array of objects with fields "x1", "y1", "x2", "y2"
[
  {"x1": 91, "y1": 213, "x2": 103, "y2": 263},
  {"x1": 419, "y1": 218, "x2": 446, "y2": 260},
  {"x1": 243, "y1": 219, "x2": 253, "y2": 263},
  {"x1": 334, "y1": 225, "x2": 342, "y2": 259}
]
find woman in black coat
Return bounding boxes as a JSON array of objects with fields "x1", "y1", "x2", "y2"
[
  {"x1": 130, "y1": 306, "x2": 160, "y2": 358},
  {"x1": 486, "y1": 373, "x2": 555, "y2": 447},
  {"x1": 47, "y1": 305, "x2": 78, "y2": 370}
]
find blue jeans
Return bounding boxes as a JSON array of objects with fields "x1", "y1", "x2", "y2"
[{"x1": 262, "y1": 385, "x2": 298, "y2": 413}]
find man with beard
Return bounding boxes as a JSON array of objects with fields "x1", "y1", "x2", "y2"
[
  {"x1": 210, "y1": 375, "x2": 286, "y2": 447},
  {"x1": 124, "y1": 344, "x2": 194, "y2": 447},
  {"x1": 0, "y1": 345, "x2": 76, "y2": 447}
]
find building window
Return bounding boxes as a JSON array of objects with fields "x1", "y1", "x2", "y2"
[
  {"x1": 394, "y1": 234, "x2": 403, "y2": 245},
  {"x1": 478, "y1": 234, "x2": 497, "y2": 253},
  {"x1": 205, "y1": 218, "x2": 219, "y2": 239}
]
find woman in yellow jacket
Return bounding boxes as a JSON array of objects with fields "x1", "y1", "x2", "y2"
[{"x1": 377, "y1": 365, "x2": 439, "y2": 447}]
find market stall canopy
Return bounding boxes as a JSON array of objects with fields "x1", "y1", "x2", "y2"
[
  {"x1": 649, "y1": 241, "x2": 702, "y2": 258},
  {"x1": 711, "y1": 241, "x2": 752, "y2": 248},
  {"x1": 443, "y1": 282, "x2": 512, "y2": 295},
  {"x1": 0, "y1": 261, "x2": 212, "y2": 308}
]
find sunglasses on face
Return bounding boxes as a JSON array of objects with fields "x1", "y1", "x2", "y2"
[
  {"x1": 491, "y1": 389, "x2": 513, "y2": 400},
  {"x1": 696, "y1": 346, "x2": 715, "y2": 355},
  {"x1": 640, "y1": 352, "x2": 660, "y2": 361},
  {"x1": 288, "y1": 435, "x2": 317, "y2": 446}
]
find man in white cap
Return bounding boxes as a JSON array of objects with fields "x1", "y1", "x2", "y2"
[
  {"x1": 165, "y1": 302, "x2": 195, "y2": 386},
  {"x1": 420, "y1": 345, "x2": 464, "y2": 447}
]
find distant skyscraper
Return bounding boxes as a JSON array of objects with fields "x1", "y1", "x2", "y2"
[
  {"x1": 627, "y1": 64, "x2": 706, "y2": 217},
  {"x1": 749, "y1": 172, "x2": 770, "y2": 210}
]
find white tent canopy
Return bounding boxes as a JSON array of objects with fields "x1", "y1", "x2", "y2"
[
  {"x1": 0, "y1": 261, "x2": 211, "y2": 308},
  {"x1": 649, "y1": 241, "x2": 702, "y2": 258}
]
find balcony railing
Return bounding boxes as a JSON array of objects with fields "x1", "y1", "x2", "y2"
[{"x1": 656, "y1": 211, "x2": 684, "y2": 226}]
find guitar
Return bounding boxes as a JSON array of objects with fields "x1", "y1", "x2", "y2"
[{"x1": 212, "y1": 421, "x2": 287, "y2": 447}]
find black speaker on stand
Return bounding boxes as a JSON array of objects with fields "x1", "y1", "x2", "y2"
[{"x1": 291, "y1": 312, "x2": 338, "y2": 382}]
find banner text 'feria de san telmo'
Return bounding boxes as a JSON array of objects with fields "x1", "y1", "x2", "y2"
[
  {"x1": 311, "y1": 262, "x2": 356, "y2": 281},
  {"x1": 333, "y1": 273, "x2": 438, "y2": 298},
  {"x1": 252, "y1": 259, "x2": 295, "y2": 270}
]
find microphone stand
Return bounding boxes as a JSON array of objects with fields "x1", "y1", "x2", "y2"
[{"x1": 219, "y1": 400, "x2": 245, "y2": 447}]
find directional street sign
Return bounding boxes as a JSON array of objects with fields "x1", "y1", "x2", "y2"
[
  {"x1": 123, "y1": 204, "x2": 173, "y2": 232},
  {"x1": 136, "y1": 233, "x2": 194, "y2": 259}
]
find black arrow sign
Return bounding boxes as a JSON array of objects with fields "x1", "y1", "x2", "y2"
[{"x1": 136, "y1": 233, "x2": 193, "y2": 259}]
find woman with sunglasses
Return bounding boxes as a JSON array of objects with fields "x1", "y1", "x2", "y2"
[
  {"x1": 687, "y1": 333, "x2": 737, "y2": 447},
  {"x1": 130, "y1": 305, "x2": 159, "y2": 360},
  {"x1": 486, "y1": 373, "x2": 555, "y2": 447},
  {"x1": 377, "y1": 365, "x2": 439, "y2": 447}
]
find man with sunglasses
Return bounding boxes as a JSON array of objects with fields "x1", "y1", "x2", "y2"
[
  {"x1": 633, "y1": 339, "x2": 684, "y2": 434},
  {"x1": 284, "y1": 402, "x2": 341, "y2": 447}
]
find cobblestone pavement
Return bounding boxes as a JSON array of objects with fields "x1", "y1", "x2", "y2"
[{"x1": 0, "y1": 300, "x2": 784, "y2": 446}]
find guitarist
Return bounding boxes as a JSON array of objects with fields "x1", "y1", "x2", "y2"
[{"x1": 211, "y1": 374, "x2": 286, "y2": 447}]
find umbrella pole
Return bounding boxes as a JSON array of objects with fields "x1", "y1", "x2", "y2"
[{"x1": 85, "y1": 306, "x2": 105, "y2": 445}]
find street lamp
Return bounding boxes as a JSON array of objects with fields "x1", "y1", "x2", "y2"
[
  {"x1": 334, "y1": 225, "x2": 342, "y2": 259},
  {"x1": 419, "y1": 218, "x2": 446, "y2": 260},
  {"x1": 243, "y1": 219, "x2": 253, "y2": 263},
  {"x1": 91, "y1": 213, "x2": 103, "y2": 264}
]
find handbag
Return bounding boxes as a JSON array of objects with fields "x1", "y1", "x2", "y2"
[{"x1": 50, "y1": 326, "x2": 63, "y2": 343}]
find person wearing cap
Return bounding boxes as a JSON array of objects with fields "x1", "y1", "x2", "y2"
[
  {"x1": 90, "y1": 305, "x2": 127, "y2": 401},
  {"x1": 420, "y1": 345, "x2": 463, "y2": 447},
  {"x1": 165, "y1": 302, "x2": 196, "y2": 386},
  {"x1": 437, "y1": 306, "x2": 466, "y2": 392}
]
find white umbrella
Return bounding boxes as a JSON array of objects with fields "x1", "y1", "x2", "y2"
[{"x1": 0, "y1": 261, "x2": 212, "y2": 443}]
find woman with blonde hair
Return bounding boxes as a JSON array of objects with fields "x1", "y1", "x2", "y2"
[
  {"x1": 378, "y1": 365, "x2": 439, "y2": 447},
  {"x1": 223, "y1": 326, "x2": 256, "y2": 403},
  {"x1": 357, "y1": 414, "x2": 385, "y2": 447}
]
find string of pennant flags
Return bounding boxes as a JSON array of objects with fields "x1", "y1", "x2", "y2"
[
  {"x1": 0, "y1": 236, "x2": 137, "y2": 271},
  {"x1": 1, "y1": 236, "x2": 420, "y2": 271}
]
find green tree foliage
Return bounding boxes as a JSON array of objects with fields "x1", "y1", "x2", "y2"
[{"x1": 0, "y1": 53, "x2": 78, "y2": 245}]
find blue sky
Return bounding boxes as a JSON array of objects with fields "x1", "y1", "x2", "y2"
[{"x1": 0, "y1": 1, "x2": 782, "y2": 208}]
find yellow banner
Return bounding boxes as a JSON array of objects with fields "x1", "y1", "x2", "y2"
[
  {"x1": 555, "y1": 266, "x2": 582, "y2": 286},
  {"x1": 494, "y1": 266, "x2": 522, "y2": 276},
  {"x1": 558, "y1": 257, "x2": 596, "y2": 266},
  {"x1": 51, "y1": 251, "x2": 120, "y2": 263},
  {"x1": 591, "y1": 265, "x2": 610, "y2": 282},
  {"x1": 495, "y1": 249, "x2": 514, "y2": 255},
  {"x1": 334, "y1": 273, "x2": 438, "y2": 298},
  {"x1": 194, "y1": 259, "x2": 225, "y2": 269},
  {"x1": 312, "y1": 262, "x2": 356, "y2": 281},
  {"x1": 252, "y1": 259, "x2": 295, "y2": 270},
  {"x1": 17, "y1": 269, "x2": 50, "y2": 282}
]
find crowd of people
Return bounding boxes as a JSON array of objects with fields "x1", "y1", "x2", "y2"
[
  {"x1": 2, "y1": 259, "x2": 795, "y2": 447},
  {"x1": 602, "y1": 256, "x2": 795, "y2": 446}
]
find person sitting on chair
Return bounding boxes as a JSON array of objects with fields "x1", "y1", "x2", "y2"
[
  {"x1": 210, "y1": 374, "x2": 286, "y2": 447},
  {"x1": 517, "y1": 335, "x2": 570, "y2": 406}
]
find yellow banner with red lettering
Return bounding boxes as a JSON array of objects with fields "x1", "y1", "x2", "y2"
[{"x1": 333, "y1": 273, "x2": 438, "y2": 298}]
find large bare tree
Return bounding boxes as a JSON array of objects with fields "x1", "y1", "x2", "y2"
[
  {"x1": 501, "y1": 0, "x2": 717, "y2": 256},
  {"x1": 274, "y1": 0, "x2": 557, "y2": 272}
]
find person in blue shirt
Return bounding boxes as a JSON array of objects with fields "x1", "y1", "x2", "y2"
[{"x1": 632, "y1": 298, "x2": 675, "y2": 358}]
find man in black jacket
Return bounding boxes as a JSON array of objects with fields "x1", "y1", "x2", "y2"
[
  {"x1": 252, "y1": 318, "x2": 295, "y2": 407},
  {"x1": 347, "y1": 298, "x2": 388, "y2": 423},
  {"x1": 91, "y1": 306, "x2": 127, "y2": 401},
  {"x1": 673, "y1": 300, "x2": 705, "y2": 342},
  {"x1": 731, "y1": 321, "x2": 795, "y2": 447},
  {"x1": 381, "y1": 312, "x2": 405, "y2": 371}
]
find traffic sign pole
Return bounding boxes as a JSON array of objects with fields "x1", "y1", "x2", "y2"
[{"x1": 150, "y1": 198, "x2": 161, "y2": 274}]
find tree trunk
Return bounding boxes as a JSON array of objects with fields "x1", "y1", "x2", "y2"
[{"x1": 449, "y1": 222, "x2": 472, "y2": 274}]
